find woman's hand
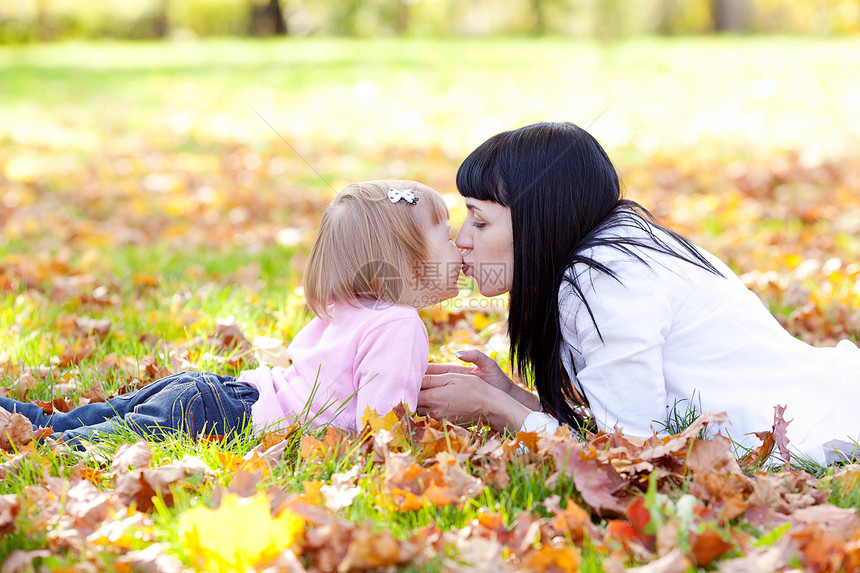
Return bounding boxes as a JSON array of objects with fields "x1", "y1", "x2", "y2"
[
  {"x1": 418, "y1": 349, "x2": 540, "y2": 432},
  {"x1": 425, "y1": 349, "x2": 514, "y2": 394}
]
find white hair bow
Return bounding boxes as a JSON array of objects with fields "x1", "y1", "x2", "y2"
[{"x1": 388, "y1": 188, "x2": 419, "y2": 205}]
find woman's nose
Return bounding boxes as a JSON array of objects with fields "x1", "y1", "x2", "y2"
[{"x1": 455, "y1": 226, "x2": 471, "y2": 249}]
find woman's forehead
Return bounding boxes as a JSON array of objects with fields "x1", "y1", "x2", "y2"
[{"x1": 465, "y1": 198, "x2": 505, "y2": 215}]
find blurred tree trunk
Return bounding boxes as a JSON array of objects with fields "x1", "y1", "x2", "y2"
[
  {"x1": 710, "y1": 0, "x2": 750, "y2": 32},
  {"x1": 393, "y1": 0, "x2": 410, "y2": 34},
  {"x1": 154, "y1": 0, "x2": 170, "y2": 38},
  {"x1": 250, "y1": 0, "x2": 288, "y2": 36},
  {"x1": 531, "y1": 0, "x2": 547, "y2": 35},
  {"x1": 655, "y1": 0, "x2": 679, "y2": 35},
  {"x1": 35, "y1": 0, "x2": 50, "y2": 41},
  {"x1": 594, "y1": 0, "x2": 624, "y2": 43}
]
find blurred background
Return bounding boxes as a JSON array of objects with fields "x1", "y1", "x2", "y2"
[
  {"x1": 1, "y1": 0, "x2": 859, "y2": 364},
  {"x1": 2, "y1": 0, "x2": 860, "y2": 40}
]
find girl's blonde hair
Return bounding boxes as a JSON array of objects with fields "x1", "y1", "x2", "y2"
[{"x1": 303, "y1": 180, "x2": 449, "y2": 318}]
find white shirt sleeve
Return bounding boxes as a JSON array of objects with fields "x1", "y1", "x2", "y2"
[
  {"x1": 565, "y1": 259, "x2": 675, "y2": 437},
  {"x1": 521, "y1": 411, "x2": 561, "y2": 433}
]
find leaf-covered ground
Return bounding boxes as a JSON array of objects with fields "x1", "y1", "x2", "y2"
[{"x1": 1, "y1": 38, "x2": 859, "y2": 572}]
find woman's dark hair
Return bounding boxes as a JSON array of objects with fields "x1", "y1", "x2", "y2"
[{"x1": 456, "y1": 122, "x2": 721, "y2": 429}]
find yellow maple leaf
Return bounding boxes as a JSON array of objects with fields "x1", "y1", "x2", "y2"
[
  {"x1": 362, "y1": 406, "x2": 410, "y2": 449},
  {"x1": 362, "y1": 406, "x2": 400, "y2": 433},
  {"x1": 178, "y1": 492, "x2": 304, "y2": 572}
]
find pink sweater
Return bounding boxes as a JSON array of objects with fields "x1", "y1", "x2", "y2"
[{"x1": 236, "y1": 301, "x2": 429, "y2": 432}]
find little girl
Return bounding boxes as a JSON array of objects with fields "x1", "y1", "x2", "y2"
[{"x1": 1, "y1": 180, "x2": 462, "y2": 446}]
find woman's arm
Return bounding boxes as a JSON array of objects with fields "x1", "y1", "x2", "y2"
[{"x1": 562, "y1": 258, "x2": 673, "y2": 437}]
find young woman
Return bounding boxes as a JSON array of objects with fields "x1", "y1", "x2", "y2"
[{"x1": 418, "y1": 122, "x2": 859, "y2": 465}]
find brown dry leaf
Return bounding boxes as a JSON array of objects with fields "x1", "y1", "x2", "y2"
[
  {"x1": 86, "y1": 508, "x2": 156, "y2": 549},
  {"x1": 115, "y1": 542, "x2": 190, "y2": 573},
  {"x1": 111, "y1": 444, "x2": 212, "y2": 512},
  {"x1": 738, "y1": 430, "x2": 776, "y2": 471},
  {"x1": 161, "y1": 454, "x2": 215, "y2": 479},
  {"x1": 303, "y1": 519, "x2": 354, "y2": 572},
  {"x1": 791, "y1": 524, "x2": 846, "y2": 572},
  {"x1": 337, "y1": 525, "x2": 421, "y2": 572},
  {"x1": 383, "y1": 451, "x2": 482, "y2": 510},
  {"x1": 830, "y1": 464, "x2": 860, "y2": 491},
  {"x1": 212, "y1": 316, "x2": 250, "y2": 352},
  {"x1": 226, "y1": 469, "x2": 264, "y2": 497},
  {"x1": 110, "y1": 440, "x2": 154, "y2": 478},
  {"x1": 321, "y1": 466, "x2": 362, "y2": 511},
  {"x1": 138, "y1": 354, "x2": 171, "y2": 381},
  {"x1": 502, "y1": 431, "x2": 541, "y2": 458},
  {"x1": 626, "y1": 547, "x2": 692, "y2": 572},
  {"x1": 56, "y1": 337, "x2": 97, "y2": 367},
  {"x1": 0, "y1": 449, "x2": 31, "y2": 480},
  {"x1": 772, "y1": 404, "x2": 792, "y2": 464},
  {"x1": 686, "y1": 435, "x2": 742, "y2": 477},
  {"x1": 690, "y1": 529, "x2": 734, "y2": 567},
  {"x1": 79, "y1": 378, "x2": 107, "y2": 404},
  {"x1": 415, "y1": 420, "x2": 473, "y2": 458},
  {"x1": 520, "y1": 544, "x2": 582, "y2": 572},
  {"x1": 260, "y1": 426, "x2": 299, "y2": 452},
  {"x1": 300, "y1": 434, "x2": 325, "y2": 459},
  {"x1": 0, "y1": 550, "x2": 53, "y2": 573},
  {"x1": 0, "y1": 406, "x2": 50, "y2": 451},
  {"x1": 75, "y1": 315, "x2": 112, "y2": 339},
  {"x1": 48, "y1": 479, "x2": 123, "y2": 550},
  {"x1": 790, "y1": 504, "x2": 860, "y2": 530},
  {"x1": 10, "y1": 372, "x2": 39, "y2": 398},
  {"x1": 639, "y1": 412, "x2": 729, "y2": 460},
  {"x1": 548, "y1": 442, "x2": 627, "y2": 516},
  {"x1": 0, "y1": 493, "x2": 21, "y2": 535},
  {"x1": 748, "y1": 472, "x2": 828, "y2": 513},
  {"x1": 690, "y1": 472, "x2": 751, "y2": 524},
  {"x1": 247, "y1": 436, "x2": 293, "y2": 470},
  {"x1": 546, "y1": 496, "x2": 603, "y2": 544},
  {"x1": 35, "y1": 397, "x2": 73, "y2": 414},
  {"x1": 115, "y1": 465, "x2": 196, "y2": 512}
]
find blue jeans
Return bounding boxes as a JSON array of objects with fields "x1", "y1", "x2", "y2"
[{"x1": 0, "y1": 372, "x2": 259, "y2": 447}]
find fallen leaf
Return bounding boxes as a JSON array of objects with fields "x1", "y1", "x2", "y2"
[
  {"x1": 690, "y1": 529, "x2": 733, "y2": 567},
  {"x1": 116, "y1": 542, "x2": 190, "y2": 573},
  {"x1": 738, "y1": 430, "x2": 776, "y2": 471},
  {"x1": 252, "y1": 336, "x2": 291, "y2": 368},
  {"x1": 338, "y1": 525, "x2": 421, "y2": 572},
  {"x1": 0, "y1": 493, "x2": 21, "y2": 534},
  {"x1": 0, "y1": 406, "x2": 51, "y2": 451},
  {"x1": 320, "y1": 466, "x2": 362, "y2": 511},
  {"x1": 75, "y1": 316, "x2": 112, "y2": 339},
  {"x1": 520, "y1": 544, "x2": 582, "y2": 571},
  {"x1": 627, "y1": 547, "x2": 691, "y2": 572},
  {"x1": 178, "y1": 492, "x2": 304, "y2": 573},
  {"x1": 772, "y1": 405, "x2": 792, "y2": 464}
]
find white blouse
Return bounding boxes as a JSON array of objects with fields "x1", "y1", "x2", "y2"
[{"x1": 525, "y1": 217, "x2": 859, "y2": 465}]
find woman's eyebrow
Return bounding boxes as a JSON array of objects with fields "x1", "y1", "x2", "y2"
[{"x1": 465, "y1": 203, "x2": 482, "y2": 213}]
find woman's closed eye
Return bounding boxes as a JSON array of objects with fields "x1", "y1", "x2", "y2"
[{"x1": 472, "y1": 221, "x2": 486, "y2": 229}]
